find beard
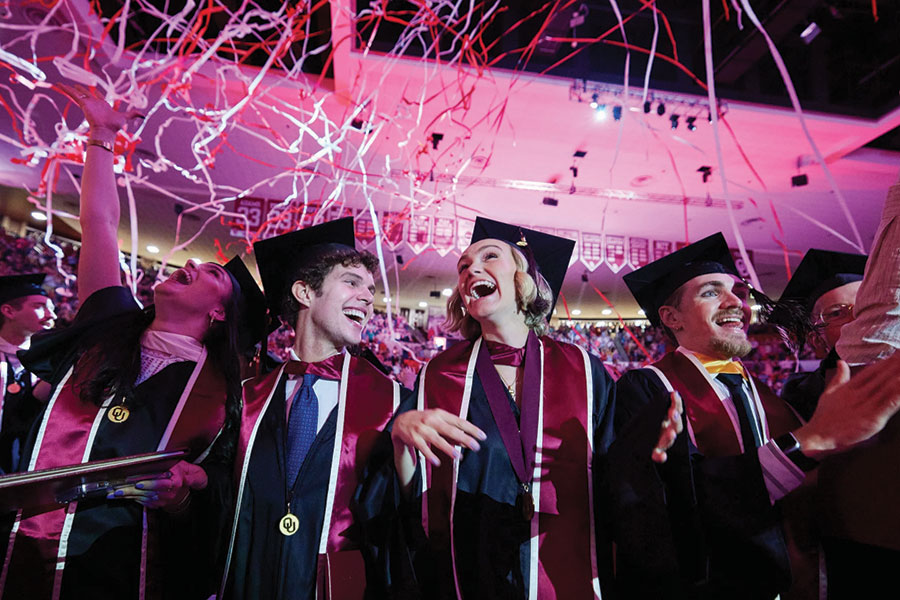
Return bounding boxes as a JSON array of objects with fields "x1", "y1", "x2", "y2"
[{"x1": 710, "y1": 334, "x2": 753, "y2": 359}]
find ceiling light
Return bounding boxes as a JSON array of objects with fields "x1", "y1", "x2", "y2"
[
  {"x1": 382, "y1": 296, "x2": 390, "y2": 303},
  {"x1": 637, "y1": 309, "x2": 646, "y2": 316},
  {"x1": 669, "y1": 114, "x2": 679, "y2": 130},
  {"x1": 571, "y1": 309, "x2": 582, "y2": 316},
  {"x1": 657, "y1": 102, "x2": 666, "y2": 116},
  {"x1": 418, "y1": 301, "x2": 428, "y2": 308},
  {"x1": 146, "y1": 245, "x2": 160, "y2": 254},
  {"x1": 594, "y1": 104, "x2": 607, "y2": 121},
  {"x1": 30, "y1": 211, "x2": 48, "y2": 221},
  {"x1": 686, "y1": 116, "x2": 697, "y2": 131},
  {"x1": 441, "y1": 288, "x2": 453, "y2": 297},
  {"x1": 191, "y1": 257, "x2": 203, "y2": 264},
  {"x1": 601, "y1": 308, "x2": 613, "y2": 316}
]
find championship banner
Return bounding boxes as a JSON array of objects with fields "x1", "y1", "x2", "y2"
[
  {"x1": 730, "y1": 248, "x2": 755, "y2": 280},
  {"x1": 432, "y1": 216, "x2": 455, "y2": 256},
  {"x1": 296, "y1": 202, "x2": 321, "y2": 230},
  {"x1": 579, "y1": 232, "x2": 604, "y2": 272},
  {"x1": 456, "y1": 219, "x2": 475, "y2": 252},
  {"x1": 407, "y1": 214, "x2": 432, "y2": 254},
  {"x1": 326, "y1": 204, "x2": 355, "y2": 222},
  {"x1": 605, "y1": 235, "x2": 627, "y2": 273},
  {"x1": 557, "y1": 229, "x2": 579, "y2": 266},
  {"x1": 653, "y1": 239, "x2": 673, "y2": 261},
  {"x1": 230, "y1": 197, "x2": 267, "y2": 237},
  {"x1": 263, "y1": 201, "x2": 298, "y2": 238},
  {"x1": 381, "y1": 211, "x2": 406, "y2": 251},
  {"x1": 628, "y1": 237, "x2": 650, "y2": 270},
  {"x1": 354, "y1": 212, "x2": 376, "y2": 248}
]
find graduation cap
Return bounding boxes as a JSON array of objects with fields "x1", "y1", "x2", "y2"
[
  {"x1": 779, "y1": 249, "x2": 866, "y2": 310},
  {"x1": 253, "y1": 217, "x2": 357, "y2": 315},
  {"x1": 470, "y1": 217, "x2": 575, "y2": 313},
  {"x1": 624, "y1": 232, "x2": 739, "y2": 327},
  {"x1": 223, "y1": 257, "x2": 268, "y2": 355},
  {"x1": 0, "y1": 273, "x2": 48, "y2": 306}
]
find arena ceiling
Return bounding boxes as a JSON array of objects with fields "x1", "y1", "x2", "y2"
[{"x1": 0, "y1": 1, "x2": 897, "y2": 320}]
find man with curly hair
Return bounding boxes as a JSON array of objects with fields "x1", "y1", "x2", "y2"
[{"x1": 219, "y1": 218, "x2": 406, "y2": 600}]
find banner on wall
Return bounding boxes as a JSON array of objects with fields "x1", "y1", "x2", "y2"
[
  {"x1": 557, "y1": 229, "x2": 579, "y2": 266},
  {"x1": 653, "y1": 240, "x2": 673, "y2": 262},
  {"x1": 230, "y1": 197, "x2": 267, "y2": 237},
  {"x1": 407, "y1": 214, "x2": 432, "y2": 254},
  {"x1": 605, "y1": 235, "x2": 627, "y2": 273},
  {"x1": 580, "y1": 232, "x2": 604, "y2": 271},
  {"x1": 432, "y1": 216, "x2": 455, "y2": 256},
  {"x1": 457, "y1": 218, "x2": 475, "y2": 251},
  {"x1": 382, "y1": 211, "x2": 406, "y2": 251},
  {"x1": 355, "y1": 212, "x2": 376, "y2": 247},
  {"x1": 628, "y1": 237, "x2": 650, "y2": 269}
]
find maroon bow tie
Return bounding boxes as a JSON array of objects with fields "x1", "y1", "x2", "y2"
[
  {"x1": 283, "y1": 353, "x2": 344, "y2": 380},
  {"x1": 484, "y1": 340, "x2": 526, "y2": 367}
]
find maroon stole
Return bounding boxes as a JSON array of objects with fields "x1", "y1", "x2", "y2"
[
  {"x1": 420, "y1": 336, "x2": 599, "y2": 599},
  {"x1": 0, "y1": 352, "x2": 225, "y2": 600},
  {"x1": 650, "y1": 350, "x2": 798, "y2": 456},
  {"x1": 223, "y1": 353, "x2": 399, "y2": 600},
  {"x1": 649, "y1": 351, "x2": 821, "y2": 597}
]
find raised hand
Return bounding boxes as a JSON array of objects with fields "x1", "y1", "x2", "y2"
[
  {"x1": 56, "y1": 82, "x2": 141, "y2": 138},
  {"x1": 795, "y1": 354, "x2": 900, "y2": 459}
]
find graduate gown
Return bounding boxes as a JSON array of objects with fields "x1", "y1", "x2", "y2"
[
  {"x1": 0, "y1": 286, "x2": 228, "y2": 600},
  {"x1": 608, "y1": 355, "x2": 803, "y2": 600},
  {"x1": 356, "y1": 335, "x2": 616, "y2": 600},
  {"x1": 221, "y1": 355, "x2": 404, "y2": 600}
]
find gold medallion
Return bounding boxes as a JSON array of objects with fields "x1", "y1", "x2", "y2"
[
  {"x1": 6, "y1": 383, "x2": 21, "y2": 395},
  {"x1": 279, "y1": 512, "x2": 300, "y2": 536},
  {"x1": 107, "y1": 405, "x2": 130, "y2": 423}
]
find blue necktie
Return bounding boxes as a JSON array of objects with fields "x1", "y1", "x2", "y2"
[
  {"x1": 286, "y1": 374, "x2": 318, "y2": 478},
  {"x1": 716, "y1": 373, "x2": 762, "y2": 448}
]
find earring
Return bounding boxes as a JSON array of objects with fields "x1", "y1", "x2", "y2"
[{"x1": 209, "y1": 314, "x2": 216, "y2": 327}]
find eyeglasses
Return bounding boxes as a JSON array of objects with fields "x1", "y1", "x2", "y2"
[{"x1": 814, "y1": 303, "x2": 854, "y2": 325}]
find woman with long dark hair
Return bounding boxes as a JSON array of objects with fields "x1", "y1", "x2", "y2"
[{"x1": 0, "y1": 84, "x2": 265, "y2": 600}]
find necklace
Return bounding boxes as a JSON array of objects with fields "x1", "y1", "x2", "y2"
[{"x1": 497, "y1": 370, "x2": 517, "y2": 400}]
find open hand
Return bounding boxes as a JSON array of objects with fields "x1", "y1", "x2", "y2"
[
  {"x1": 796, "y1": 354, "x2": 900, "y2": 459},
  {"x1": 56, "y1": 82, "x2": 141, "y2": 138},
  {"x1": 392, "y1": 408, "x2": 486, "y2": 468}
]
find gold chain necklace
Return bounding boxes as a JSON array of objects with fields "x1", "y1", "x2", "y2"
[{"x1": 497, "y1": 370, "x2": 517, "y2": 400}]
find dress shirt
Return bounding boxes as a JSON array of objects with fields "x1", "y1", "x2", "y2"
[{"x1": 284, "y1": 349, "x2": 340, "y2": 435}]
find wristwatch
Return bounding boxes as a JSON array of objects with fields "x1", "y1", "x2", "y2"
[{"x1": 774, "y1": 432, "x2": 819, "y2": 472}]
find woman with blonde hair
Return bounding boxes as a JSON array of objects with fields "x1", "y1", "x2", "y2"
[{"x1": 359, "y1": 217, "x2": 618, "y2": 599}]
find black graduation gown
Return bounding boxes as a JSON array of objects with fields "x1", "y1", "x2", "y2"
[
  {"x1": 781, "y1": 350, "x2": 836, "y2": 421},
  {"x1": 4, "y1": 286, "x2": 222, "y2": 600},
  {"x1": 224, "y1": 376, "x2": 412, "y2": 600},
  {"x1": 356, "y1": 354, "x2": 616, "y2": 600},
  {"x1": 608, "y1": 369, "x2": 791, "y2": 600},
  {"x1": 0, "y1": 355, "x2": 43, "y2": 474},
  {"x1": 224, "y1": 376, "x2": 339, "y2": 600}
]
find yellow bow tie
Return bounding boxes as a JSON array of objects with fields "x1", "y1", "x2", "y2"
[{"x1": 695, "y1": 353, "x2": 747, "y2": 378}]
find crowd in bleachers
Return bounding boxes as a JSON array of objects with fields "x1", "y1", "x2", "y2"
[{"x1": 4, "y1": 228, "x2": 817, "y2": 391}]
